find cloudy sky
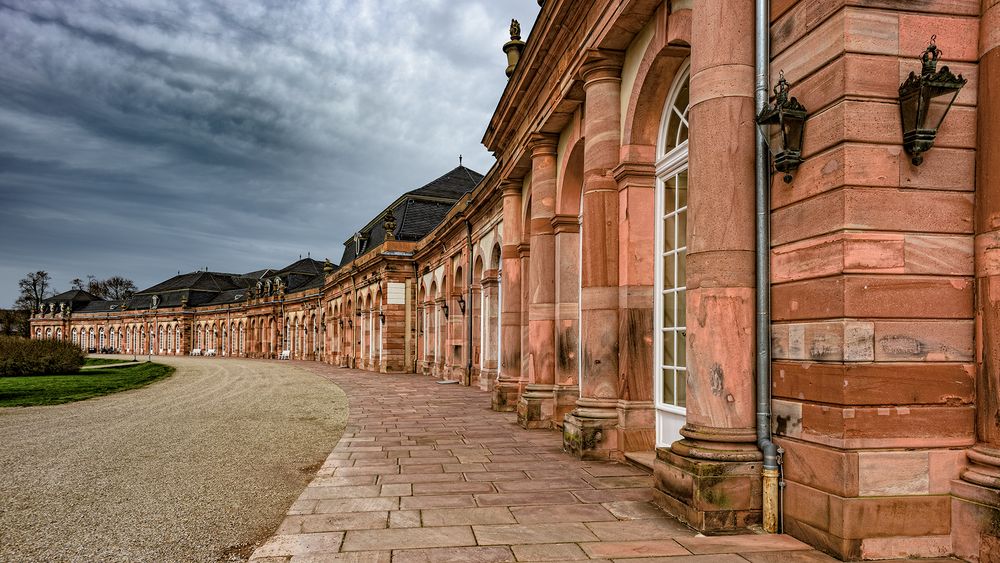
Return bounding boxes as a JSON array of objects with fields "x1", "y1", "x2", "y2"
[{"x1": 0, "y1": 0, "x2": 537, "y2": 307}]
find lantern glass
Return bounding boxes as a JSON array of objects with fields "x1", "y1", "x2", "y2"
[
  {"x1": 926, "y1": 85, "x2": 961, "y2": 133},
  {"x1": 781, "y1": 112, "x2": 805, "y2": 156}
]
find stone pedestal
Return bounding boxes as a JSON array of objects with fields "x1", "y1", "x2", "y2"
[
  {"x1": 518, "y1": 384, "x2": 558, "y2": 429},
  {"x1": 563, "y1": 398, "x2": 620, "y2": 459}
]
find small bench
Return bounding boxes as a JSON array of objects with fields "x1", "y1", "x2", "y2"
[
  {"x1": 191, "y1": 348, "x2": 202, "y2": 356},
  {"x1": 279, "y1": 350, "x2": 291, "y2": 360}
]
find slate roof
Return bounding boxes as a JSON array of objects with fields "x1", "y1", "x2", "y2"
[
  {"x1": 119, "y1": 256, "x2": 332, "y2": 311},
  {"x1": 339, "y1": 165, "x2": 483, "y2": 265},
  {"x1": 43, "y1": 290, "x2": 101, "y2": 304},
  {"x1": 76, "y1": 300, "x2": 126, "y2": 313},
  {"x1": 405, "y1": 166, "x2": 484, "y2": 200},
  {"x1": 138, "y1": 271, "x2": 244, "y2": 294}
]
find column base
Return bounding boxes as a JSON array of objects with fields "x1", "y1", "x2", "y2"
[
  {"x1": 652, "y1": 444, "x2": 762, "y2": 533},
  {"x1": 553, "y1": 385, "x2": 579, "y2": 430},
  {"x1": 618, "y1": 400, "x2": 655, "y2": 452},
  {"x1": 562, "y1": 399, "x2": 620, "y2": 460},
  {"x1": 479, "y1": 368, "x2": 497, "y2": 392},
  {"x1": 492, "y1": 377, "x2": 523, "y2": 412},
  {"x1": 953, "y1": 445, "x2": 1000, "y2": 561},
  {"x1": 517, "y1": 384, "x2": 556, "y2": 429}
]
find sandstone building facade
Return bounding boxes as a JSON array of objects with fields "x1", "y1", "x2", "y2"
[{"x1": 30, "y1": 0, "x2": 1000, "y2": 560}]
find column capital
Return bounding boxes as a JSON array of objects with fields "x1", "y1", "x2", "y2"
[
  {"x1": 500, "y1": 178, "x2": 524, "y2": 197},
  {"x1": 517, "y1": 243, "x2": 531, "y2": 257},
  {"x1": 580, "y1": 49, "x2": 625, "y2": 87},
  {"x1": 527, "y1": 132, "x2": 559, "y2": 157}
]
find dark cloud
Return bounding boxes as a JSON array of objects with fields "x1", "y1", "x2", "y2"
[{"x1": 0, "y1": 0, "x2": 537, "y2": 306}]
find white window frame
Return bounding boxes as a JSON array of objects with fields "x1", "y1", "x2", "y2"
[{"x1": 653, "y1": 59, "x2": 691, "y2": 448}]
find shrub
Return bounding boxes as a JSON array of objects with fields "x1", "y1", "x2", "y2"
[{"x1": 0, "y1": 336, "x2": 85, "y2": 377}]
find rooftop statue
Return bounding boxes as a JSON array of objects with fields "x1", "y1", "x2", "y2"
[{"x1": 510, "y1": 19, "x2": 521, "y2": 41}]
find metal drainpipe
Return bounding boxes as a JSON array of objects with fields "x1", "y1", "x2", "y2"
[
  {"x1": 755, "y1": 0, "x2": 782, "y2": 534},
  {"x1": 466, "y1": 218, "x2": 474, "y2": 386}
]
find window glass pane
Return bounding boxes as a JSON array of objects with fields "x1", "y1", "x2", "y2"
[
  {"x1": 677, "y1": 289, "x2": 687, "y2": 326},
  {"x1": 677, "y1": 209, "x2": 687, "y2": 249},
  {"x1": 664, "y1": 293, "x2": 676, "y2": 326},
  {"x1": 664, "y1": 252, "x2": 676, "y2": 288},
  {"x1": 677, "y1": 329, "x2": 687, "y2": 367},
  {"x1": 674, "y1": 81, "x2": 690, "y2": 117},
  {"x1": 663, "y1": 330, "x2": 675, "y2": 366},
  {"x1": 665, "y1": 215, "x2": 676, "y2": 250},
  {"x1": 676, "y1": 370, "x2": 687, "y2": 407},
  {"x1": 666, "y1": 115, "x2": 680, "y2": 152},
  {"x1": 677, "y1": 171, "x2": 688, "y2": 209},
  {"x1": 662, "y1": 368, "x2": 675, "y2": 404}
]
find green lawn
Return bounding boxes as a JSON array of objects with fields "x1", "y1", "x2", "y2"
[
  {"x1": 0, "y1": 363, "x2": 175, "y2": 407},
  {"x1": 83, "y1": 357, "x2": 132, "y2": 367}
]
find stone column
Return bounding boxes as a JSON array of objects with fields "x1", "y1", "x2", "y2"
[
  {"x1": 481, "y1": 270, "x2": 500, "y2": 391},
  {"x1": 519, "y1": 133, "x2": 560, "y2": 428},
  {"x1": 954, "y1": 3, "x2": 1000, "y2": 560},
  {"x1": 434, "y1": 297, "x2": 446, "y2": 378},
  {"x1": 563, "y1": 50, "x2": 624, "y2": 459},
  {"x1": 652, "y1": 0, "x2": 761, "y2": 531},
  {"x1": 552, "y1": 214, "x2": 581, "y2": 426},
  {"x1": 494, "y1": 180, "x2": 525, "y2": 411},
  {"x1": 471, "y1": 280, "x2": 482, "y2": 386}
]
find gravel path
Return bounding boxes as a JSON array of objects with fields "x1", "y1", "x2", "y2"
[{"x1": 0, "y1": 356, "x2": 348, "y2": 562}]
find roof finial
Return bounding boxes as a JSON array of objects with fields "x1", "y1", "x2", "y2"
[{"x1": 459, "y1": 154, "x2": 463, "y2": 166}]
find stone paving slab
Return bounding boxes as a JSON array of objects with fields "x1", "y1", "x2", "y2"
[{"x1": 246, "y1": 366, "x2": 872, "y2": 562}]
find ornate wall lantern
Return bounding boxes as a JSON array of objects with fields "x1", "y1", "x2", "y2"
[
  {"x1": 442, "y1": 302, "x2": 450, "y2": 319},
  {"x1": 898, "y1": 35, "x2": 967, "y2": 166},
  {"x1": 338, "y1": 318, "x2": 344, "y2": 329},
  {"x1": 379, "y1": 311, "x2": 386, "y2": 325},
  {"x1": 457, "y1": 295, "x2": 466, "y2": 315},
  {"x1": 756, "y1": 71, "x2": 807, "y2": 183},
  {"x1": 348, "y1": 319, "x2": 353, "y2": 328}
]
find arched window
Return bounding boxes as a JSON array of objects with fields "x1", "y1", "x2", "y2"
[
  {"x1": 89, "y1": 328, "x2": 96, "y2": 349},
  {"x1": 46, "y1": 328, "x2": 52, "y2": 340},
  {"x1": 175, "y1": 327, "x2": 181, "y2": 353},
  {"x1": 72, "y1": 328, "x2": 78, "y2": 344},
  {"x1": 99, "y1": 327, "x2": 106, "y2": 349},
  {"x1": 654, "y1": 60, "x2": 691, "y2": 447}
]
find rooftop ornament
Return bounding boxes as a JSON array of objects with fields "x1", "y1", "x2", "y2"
[
  {"x1": 383, "y1": 209, "x2": 397, "y2": 242},
  {"x1": 756, "y1": 71, "x2": 807, "y2": 184},
  {"x1": 503, "y1": 19, "x2": 525, "y2": 78},
  {"x1": 898, "y1": 35, "x2": 967, "y2": 166}
]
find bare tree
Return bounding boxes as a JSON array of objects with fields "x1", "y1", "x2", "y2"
[
  {"x1": 15, "y1": 271, "x2": 52, "y2": 312},
  {"x1": 102, "y1": 276, "x2": 137, "y2": 300}
]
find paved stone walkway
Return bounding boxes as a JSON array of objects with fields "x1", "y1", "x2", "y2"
[{"x1": 249, "y1": 366, "x2": 835, "y2": 562}]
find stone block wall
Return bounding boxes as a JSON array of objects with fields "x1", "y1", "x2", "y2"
[{"x1": 767, "y1": 1, "x2": 981, "y2": 559}]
